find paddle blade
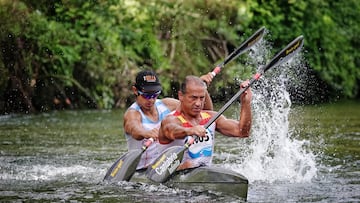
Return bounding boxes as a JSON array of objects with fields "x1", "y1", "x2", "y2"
[
  {"x1": 146, "y1": 146, "x2": 186, "y2": 183},
  {"x1": 103, "y1": 149, "x2": 143, "y2": 182},
  {"x1": 212, "y1": 26, "x2": 266, "y2": 76},
  {"x1": 263, "y1": 35, "x2": 304, "y2": 73},
  {"x1": 223, "y1": 26, "x2": 266, "y2": 65}
]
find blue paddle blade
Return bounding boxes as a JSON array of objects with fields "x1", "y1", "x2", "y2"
[
  {"x1": 146, "y1": 146, "x2": 186, "y2": 183},
  {"x1": 103, "y1": 149, "x2": 143, "y2": 182}
]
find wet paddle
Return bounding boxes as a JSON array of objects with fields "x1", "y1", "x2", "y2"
[
  {"x1": 146, "y1": 35, "x2": 305, "y2": 183},
  {"x1": 103, "y1": 138, "x2": 153, "y2": 182},
  {"x1": 103, "y1": 27, "x2": 266, "y2": 183},
  {"x1": 210, "y1": 26, "x2": 266, "y2": 76}
]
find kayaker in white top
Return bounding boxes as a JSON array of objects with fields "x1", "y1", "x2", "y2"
[
  {"x1": 124, "y1": 70, "x2": 214, "y2": 170},
  {"x1": 158, "y1": 75, "x2": 252, "y2": 170}
]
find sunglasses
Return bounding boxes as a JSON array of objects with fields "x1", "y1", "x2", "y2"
[{"x1": 137, "y1": 90, "x2": 161, "y2": 100}]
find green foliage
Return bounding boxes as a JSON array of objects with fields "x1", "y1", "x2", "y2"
[
  {"x1": 1, "y1": 0, "x2": 173, "y2": 110},
  {"x1": 0, "y1": 1, "x2": 27, "y2": 95},
  {"x1": 143, "y1": 0, "x2": 256, "y2": 92},
  {"x1": 246, "y1": 0, "x2": 360, "y2": 99},
  {"x1": 0, "y1": 0, "x2": 359, "y2": 113},
  {"x1": 297, "y1": 0, "x2": 358, "y2": 97}
]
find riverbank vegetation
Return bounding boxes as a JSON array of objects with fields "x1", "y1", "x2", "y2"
[{"x1": 0, "y1": 0, "x2": 359, "y2": 114}]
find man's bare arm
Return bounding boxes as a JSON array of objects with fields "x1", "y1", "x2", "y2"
[
  {"x1": 123, "y1": 110, "x2": 159, "y2": 140},
  {"x1": 158, "y1": 116, "x2": 207, "y2": 143}
]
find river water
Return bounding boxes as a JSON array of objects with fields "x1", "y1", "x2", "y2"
[
  {"x1": 0, "y1": 99, "x2": 359, "y2": 202},
  {"x1": 1, "y1": 40, "x2": 360, "y2": 202}
]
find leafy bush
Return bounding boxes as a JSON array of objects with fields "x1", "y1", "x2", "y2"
[{"x1": 0, "y1": 0, "x2": 359, "y2": 114}]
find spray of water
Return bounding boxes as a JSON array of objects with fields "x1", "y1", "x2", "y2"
[{"x1": 225, "y1": 36, "x2": 318, "y2": 183}]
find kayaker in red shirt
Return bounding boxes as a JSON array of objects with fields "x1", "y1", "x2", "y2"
[{"x1": 158, "y1": 75, "x2": 252, "y2": 170}]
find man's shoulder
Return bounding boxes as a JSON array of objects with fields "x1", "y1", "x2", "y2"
[
  {"x1": 124, "y1": 103, "x2": 141, "y2": 117},
  {"x1": 124, "y1": 107, "x2": 140, "y2": 117},
  {"x1": 160, "y1": 98, "x2": 180, "y2": 109}
]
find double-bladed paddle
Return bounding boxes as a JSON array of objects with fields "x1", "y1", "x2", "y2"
[
  {"x1": 146, "y1": 35, "x2": 305, "y2": 183},
  {"x1": 103, "y1": 27, "x2": 266, "y2": 183}
]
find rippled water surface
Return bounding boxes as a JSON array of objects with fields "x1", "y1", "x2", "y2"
[{"x1": 1, "y1": 100, "x2": 359, "y2": 202}]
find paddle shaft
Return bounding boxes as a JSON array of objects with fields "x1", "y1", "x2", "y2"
[{"x1": 211, "y1": 27, "x2": 266, "y2": 76}]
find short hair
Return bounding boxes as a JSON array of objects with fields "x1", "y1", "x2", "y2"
[{"x1": 180, "y1": 75, "x2": 206, "y2": 94}]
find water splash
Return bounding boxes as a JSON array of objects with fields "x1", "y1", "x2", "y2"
[{"x1": 226, "y1": 37, "x2": 318, "y2": 183}]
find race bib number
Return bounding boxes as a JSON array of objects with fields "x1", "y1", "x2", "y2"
[{"x1": 188, "y1": 129, "x2": 214, "y2": 158}]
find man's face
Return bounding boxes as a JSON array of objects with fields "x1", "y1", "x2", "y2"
[
  {"x1": 134, "y1": 86, "x2": 161, "y2": 110},
  {"x1": 179, "y1": 83, "x2": 206, "y2": 117}
]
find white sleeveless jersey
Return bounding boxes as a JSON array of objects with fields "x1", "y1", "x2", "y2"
[
  {"x1": 158, "y1": 111, "x2": 216, "y2": 169},
  {"x1": 124, "y1": 99, "x2": 171, "y2": 169}
]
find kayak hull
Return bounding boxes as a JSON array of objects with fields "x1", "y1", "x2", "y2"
[{"x1": 130, "y1": 166, "x2": 248, "y2": 199}]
